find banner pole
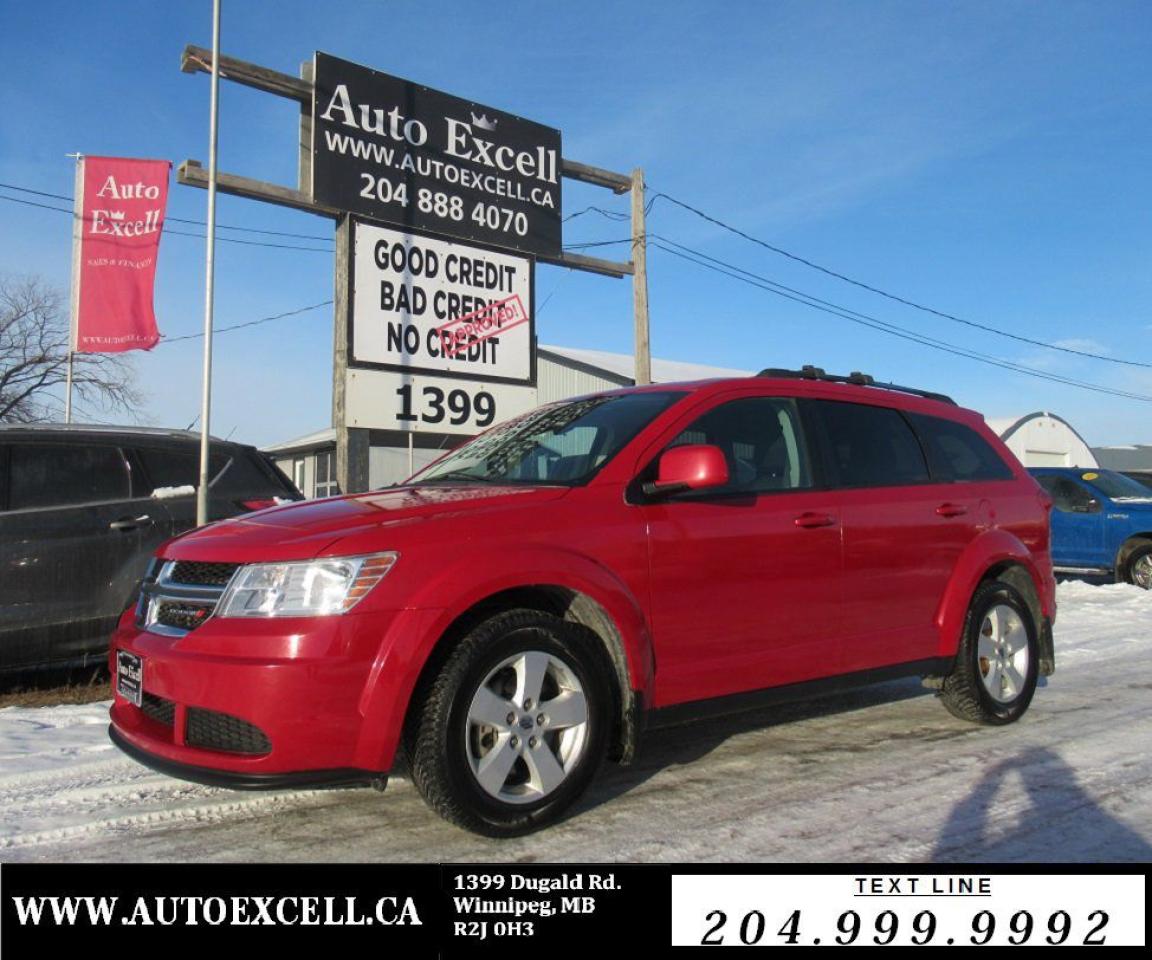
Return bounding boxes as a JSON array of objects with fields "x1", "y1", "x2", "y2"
[
  {"x1": 196, "y1": 0, "x2": 222, "y2": 527},
  {"x1": 66, "y1": 153, "x2": 84, "y2": 423},
  {"x1": 64, "y1": 354, "x2": 74, "y2": 423}
]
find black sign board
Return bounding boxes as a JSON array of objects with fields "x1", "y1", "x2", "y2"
[{"x1": 312, "y1": 52, "x2": 563, "y2": 258}]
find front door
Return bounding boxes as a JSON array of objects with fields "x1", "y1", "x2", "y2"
[
  {"x1": 643, "y1": 395, "x2": 843, "y2": 706},
  {"x1": 1036, "y1": 475, "x2": 1106, "y2": 567}
]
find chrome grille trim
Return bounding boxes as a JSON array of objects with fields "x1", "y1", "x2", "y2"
[{"x1": 137, "y1": 560, "x2": 240, "y2": 637}]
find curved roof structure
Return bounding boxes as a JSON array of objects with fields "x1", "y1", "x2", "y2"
[{"x1": 986, "y1": 412, "x2": 1097, "y2": 468}]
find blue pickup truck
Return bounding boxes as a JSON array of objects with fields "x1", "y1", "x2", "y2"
[{"x1": 1030, "y1": 467, "x2": 1152, "y2": 589}]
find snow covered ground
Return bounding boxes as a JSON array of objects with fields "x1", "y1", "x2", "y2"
[{"x1": 1, "y1": 580, "x2": 1149, "y2": 863}]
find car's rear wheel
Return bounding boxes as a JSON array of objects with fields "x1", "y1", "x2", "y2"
[
  {"x1": 1123, "y1": 543, "x2": 1152, "y2": 590},
  {"x1": 939, "y1": 580, "x2": 1039, "y2": 725},
  {"x1": 405, "y1": 609, "x2": 610, "y2": 836}
]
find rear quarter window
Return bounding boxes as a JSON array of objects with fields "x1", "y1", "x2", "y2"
[{"x1": 910, "y1": 414, "x2": 1014, "y2": 482}]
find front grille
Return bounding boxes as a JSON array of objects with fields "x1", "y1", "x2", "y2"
[
  {"x1": 140, "y1": 692, "x2": 175, "y2": 727},
  {"x1": 168, "y1": 561, "x2": 240, "y2": 587},
  {"x1": 139, "y1": 560, "x2": 235, "y2": 636},
  {"x1": 186, "y1": 708, "x2": 272, "y2": 755},
  {"x1": 153, "y1": 599, "x2": 216, "y2": 632}
]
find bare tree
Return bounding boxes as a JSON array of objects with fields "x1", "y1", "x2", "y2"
[{"x1": 0, "y1": 274, "x2": 142, "y2": 423}]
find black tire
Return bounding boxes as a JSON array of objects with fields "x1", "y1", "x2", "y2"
[
  {"x1": 405, "y1": 609, "x2": 611, "y2": 837},
  {"x1": 939, "y1": 580, "x2": 1039, "y2": 725},
  {"x1": 1122, "y1": 542, "x2": 1152, "y2": 590}
]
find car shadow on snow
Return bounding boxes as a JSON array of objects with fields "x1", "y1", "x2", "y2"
[
  {"x1": 573, "y1": 676, "x2": 937, "y2": 816},
  {"x1": 931, "y1": 747, "x2": 1152, "y2": 862}
]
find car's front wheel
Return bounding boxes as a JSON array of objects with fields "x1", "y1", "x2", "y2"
[
  {"x1": 406, "y1": 609, "x2": 610, "y2": 836},
  {"x1": 939, "y1": 580, "x2": 1039, "y2": 724}
]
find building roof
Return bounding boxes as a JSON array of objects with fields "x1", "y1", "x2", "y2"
[
  {"x1": 986, "y1": 411, "x2": 1090, "y2": 445},
  {"x1": 1093, "y1": 445, "x2": 1152, "y2": 471},
  {"x1": 263, "y1": 346, "x2": 755, "y2": 454},
  {"x1": 262, "y1": 427, "x2": 336, "y2": 454},
  {"x1": 539, "y1": 344, "x2": 752, "y2": 383}
]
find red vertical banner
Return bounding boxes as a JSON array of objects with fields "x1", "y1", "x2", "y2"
[{"x1": 73, "y1": 156, "x2": 171, "y2": 353}]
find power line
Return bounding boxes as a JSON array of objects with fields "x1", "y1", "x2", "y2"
[
  {"x1": 648, "y1": 235, "x2": 1152, "y2": 404},
  {"x1": 0, "y1": 192, "x2": 331, "y2": 253},
  {"x1": 649, "y1": 190, "x2": 1152, "y2": 370},
  {"x1": 563, "y1": 237, "x2": 634, "y2": 251},
  {"x1": 0, "y1": 180, "x2": 334, "y2": 242},
  {"x1": 156, "y1": 300, "x2": 333, "y2": 344}
]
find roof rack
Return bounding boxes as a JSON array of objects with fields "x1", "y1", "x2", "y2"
[{"x1": 756, "y1": 365, "x2": 956, "y2": 405}]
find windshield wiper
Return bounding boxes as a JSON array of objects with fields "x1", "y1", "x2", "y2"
[{"x1": 415, "y1": 470, "x2": 495, "y2": 484}]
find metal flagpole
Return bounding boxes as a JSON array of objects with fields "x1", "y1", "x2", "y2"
[
  {"x1": 196, "y1": 0, "x2": 222, "y2": 527},
  {"x1": 65, "y1": 152, "x2": 84, "y2": 423}
]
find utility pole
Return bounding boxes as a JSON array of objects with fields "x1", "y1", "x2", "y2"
[{"x1": 631, "y1": 167, "x2": 651, "y2": 385}]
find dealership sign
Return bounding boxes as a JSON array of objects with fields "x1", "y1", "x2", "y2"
[{"x1": 312, "y1": 52, "x2": 562, "y2": 258}]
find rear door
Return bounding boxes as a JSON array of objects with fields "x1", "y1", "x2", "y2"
[
  {"x1": 804, "y1": 399, "x2": 965, "y2": 670},
  {"x1": 642, "y1": 393, "x2": 844, "y2": 706},
  {"x1": 0, "y1": 441, "x2": 169, "y2": 671}
]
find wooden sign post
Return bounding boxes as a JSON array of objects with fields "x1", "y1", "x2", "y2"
[{"x1": 178, "y1": 45, "x2": 648, "y2": 493}]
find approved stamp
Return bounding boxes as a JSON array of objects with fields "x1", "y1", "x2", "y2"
[{"x1": 435, "y1": 294, "x2": 529, "y2": 361}]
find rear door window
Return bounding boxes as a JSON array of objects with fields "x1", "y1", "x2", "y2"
[
  {"x1": 910, "y1": 414, "x2": 1014, "y2": 482},
  {"x1": 808, "y1": 399, "x2": 929, "y2": 488},
  {"x1": 8, "y1": 443, "x2": 130, "y2": 510}
]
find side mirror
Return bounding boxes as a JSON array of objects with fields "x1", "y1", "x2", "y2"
[{"x1": 644, "y1": 444, "x2": 730, "y2": 497}]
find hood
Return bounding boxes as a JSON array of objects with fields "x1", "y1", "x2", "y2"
[{"x1": 164, "y1": 484, "x2": 571, "y2": 562}]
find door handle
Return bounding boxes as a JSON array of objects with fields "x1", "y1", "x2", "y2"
[
  {"x1": 109, "y1": 514, "x2": 153, "y2": 532},
  {"x1": 794, "y1": 512, "x2": 836, "y2": 528},
  {"x1": 936, "y1": 503, "x2": 968, "y2": 518}
]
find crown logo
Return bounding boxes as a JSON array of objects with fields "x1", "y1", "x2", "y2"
[
  {"x1": 471, "y1": 112, "x2": 497, "y2": 132},
  {"x1": 109, "y1": 210, "x2": 126, "y2": 220}
]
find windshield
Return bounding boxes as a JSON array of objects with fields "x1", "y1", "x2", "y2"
[
  {"x1": 411, "y1": 391, "x2": 685, "y2": 486},
  {"x1": 1081, "y1": 469, "x2": 1152, "y2": 500}
]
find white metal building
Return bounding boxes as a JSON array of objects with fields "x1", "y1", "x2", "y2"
[
  {"x1": 986, "y1": 412, "x2": 1098, "y2": 468},
  {"x1": 1092, "y1": 445, "x2": 1152, "y2": 473},
  {"x1": 265, "y1": 344, "x2": 751, "y2": 496}
]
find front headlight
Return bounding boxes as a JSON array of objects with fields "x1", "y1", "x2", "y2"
[{"x1": 215, "y1": 553, "x2": 398, "y2": 618}]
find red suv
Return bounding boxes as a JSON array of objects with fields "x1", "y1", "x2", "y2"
[{"x1": 109, "y1": 368, "x2": 1056, "y2": 835}]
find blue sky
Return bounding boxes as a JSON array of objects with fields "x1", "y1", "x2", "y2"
[{"x1": 1, "y1": 0, "x2": 1150, "y2": 447}]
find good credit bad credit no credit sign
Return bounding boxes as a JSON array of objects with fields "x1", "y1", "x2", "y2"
[
  {"x1": 347, "y1": 220, "x2": 538, "y2": 435},
  {"x1": 351, "y1": 221, "x2": 533, "y2": 383}
]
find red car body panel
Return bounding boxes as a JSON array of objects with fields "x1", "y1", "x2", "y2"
[{"x1": 109, "y1": 377, "x2": 1055, "y2": 781}]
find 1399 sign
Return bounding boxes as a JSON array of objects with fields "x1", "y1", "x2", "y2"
[
  {"x1": 701, "y1": 907, "x2": 1110, "y2": 947},
  {"x1": 396, "y1": 383, "x2": 495, "y2": 429}
]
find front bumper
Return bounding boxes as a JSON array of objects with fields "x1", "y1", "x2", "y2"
[
  {"x1": 107, "y1": 607, "x2": 414, "y2": 783},
  {"x1": 108, "y1": 724, "x2": 384, "y2": 790}
]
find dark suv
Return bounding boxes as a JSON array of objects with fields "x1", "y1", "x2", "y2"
[
  {"x1": 0, "y1": 425, "x2": 301, "y2": 676},
  {"x1": 110, "y1": 369, "x2": 1056, "y2": 836}
]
